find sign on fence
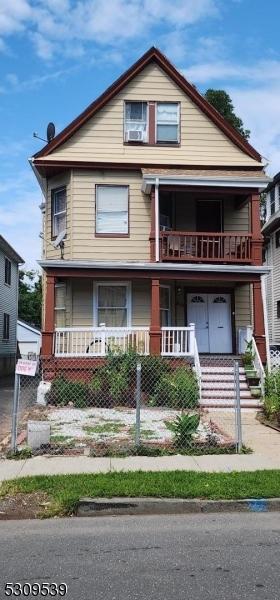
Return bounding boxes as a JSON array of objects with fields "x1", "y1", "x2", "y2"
[{"x1": 16, "y1": 359, "x2": 38, "y2": 377}]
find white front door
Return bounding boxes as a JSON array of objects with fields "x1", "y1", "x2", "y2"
[
  {"x1": 187, "y1": 293, "x2": 210, "y2": 353},
  {"x1": 187, "y1": 293, "x2": 232, "y2": 353}
]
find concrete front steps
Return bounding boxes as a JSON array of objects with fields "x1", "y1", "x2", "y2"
[{"x1": 199, "y1": 362, "x2": 262, "y2": 409}]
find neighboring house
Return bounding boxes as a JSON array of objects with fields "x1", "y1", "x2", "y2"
[
  {"x1": 263, "y1": 172, "x2": 280, "y2": 349},
  {"x1": 30, "y1": 47, "x2": 270, "y2": 384},
  {"x1": 17, "y1": 320, "x2": 41, "y2": 358},
  {"x1": 0, "y1": 235, "x2": 24, "y2": 376}
]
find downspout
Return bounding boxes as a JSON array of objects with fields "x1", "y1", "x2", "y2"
[
  {"x1": 261, "y1": 274, "x2": 271, "y2": 371},
  {"x1": 155, "y1": 177, "x2": 160, "y2": 262}
]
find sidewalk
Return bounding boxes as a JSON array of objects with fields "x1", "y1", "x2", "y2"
[{"x1": 0, "y1": 451, "x2": 279, "y2": 482}]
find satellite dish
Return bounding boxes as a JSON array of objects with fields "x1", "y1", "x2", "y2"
[
  {"x1": 47, "y1": 122, "x2": 55, "y2": 143},
  {"x1": 53, "y1": 229, "x2": 66, "y2": 248}
]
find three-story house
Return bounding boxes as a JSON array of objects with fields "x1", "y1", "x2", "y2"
[{"x1": 31, "y1": 47, "x2": 270, "y2": 387}]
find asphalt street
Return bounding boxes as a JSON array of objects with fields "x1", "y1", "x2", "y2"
[{"x1": 0, "y1": 513, "x2": 279, "y2": 599}]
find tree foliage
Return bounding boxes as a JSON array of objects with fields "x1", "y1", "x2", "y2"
[
  {"x1": 18, "y1": 270, "x2": 42, "y2": 328},
  {"x1": 204, "y1": 89, "x2": 250, "y2": 140}
]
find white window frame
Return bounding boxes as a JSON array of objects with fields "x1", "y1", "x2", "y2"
[
  {"x1": 54, "y1": 283, "x2": 66, "y2": 311},
  {"x1": 52, "y1": 187, "x2": 67, "y2": 238},
  {"x1": 160, "y1": 285, "x2": 171, "y2": 326},
  {"x1": 124, "y1": 101, "x2": 148, "y2": 142},
  {"x1": 93, "y1": 282, "x2": 132, "y2": 327},
  {"x1": 156, "y1": 102, "x2": 180, "y2": 144},
  {"x1": 4, "y1": 256, "x2": 11, "y2": 286},
  {"x1": 95, "y1": 185, "x2": 129, "y2": 235}
]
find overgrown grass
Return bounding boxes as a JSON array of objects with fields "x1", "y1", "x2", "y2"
[{"x1": 1, "y1": 470, "x2": 279, "y2": 517}]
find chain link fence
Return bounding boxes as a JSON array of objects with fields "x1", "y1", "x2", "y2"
[{"x1": 2, "y1": 352, "x2": 250, "y2": 458}]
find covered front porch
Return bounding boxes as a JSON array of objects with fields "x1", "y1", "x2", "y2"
[{"x1": 41, "y1": 264, "x2": 268, "y2": 363}]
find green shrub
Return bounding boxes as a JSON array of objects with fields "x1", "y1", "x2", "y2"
[
  {"x1": 264, "y1": 369, "x2": 280, "y2": 421},
  {"x1": 153, "y1": 368, "x2": 199, "y2": 409},
  {"x1": 165, "y1": 413, "x2": 200, "y2": 448},
  {"x1": 46, "y1": 376, "x2": 87, "y2": 408}
]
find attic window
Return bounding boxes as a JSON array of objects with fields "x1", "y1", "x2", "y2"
[
  {"x1": 156, "y1": 102, "x2": 179, "y2": 143},
  {"x1": 124, "y1": 102, "x2": 147, "y2": 142}
]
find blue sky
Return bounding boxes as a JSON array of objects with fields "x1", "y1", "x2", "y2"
[{"x1": 0, "y1": 0, "x2": 280, "y2": 269}]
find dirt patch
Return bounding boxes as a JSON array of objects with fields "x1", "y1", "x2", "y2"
[{"x1": 0, "y1": 492, "x2": 51, "y2": 520}]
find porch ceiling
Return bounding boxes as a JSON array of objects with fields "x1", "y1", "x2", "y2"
[{"x1": 141, "y1": 168, "x2": 270, "y2": 194}]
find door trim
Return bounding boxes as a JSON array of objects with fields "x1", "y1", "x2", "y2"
[{"x1": 184, "y1": 287, "x2": 236, "y2": 354}]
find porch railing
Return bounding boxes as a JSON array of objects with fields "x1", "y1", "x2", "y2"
[
  {"x1": 54, "y1": 327, "x2": 150, "y2": 357},
  {"x1": 160, "y1": 231, "x2": 252, "y2": 263},
  {"x1": 251, "y1": 336, "x2": 265, "y2": 396},
  {"x1": 161, "y1": 326, "x2": 194, "y2": 357},
  {"x1": 193, "y1": 335, "x2": 202, "y2": 401}
]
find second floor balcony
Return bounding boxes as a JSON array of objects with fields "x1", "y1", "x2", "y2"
[{"x1": 143, "y1": 171, "x2": 266, "y2": 266}]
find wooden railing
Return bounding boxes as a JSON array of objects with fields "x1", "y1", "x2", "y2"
[
  {"x1": 160, "y1": 231, "x2": 252, "y2": 263},
  {"x1": 161, "y1": 326, "x2": 195, "y2": 357},
  {"x1": 54, "y1": 327, "x2": 150, "y2": 357}
]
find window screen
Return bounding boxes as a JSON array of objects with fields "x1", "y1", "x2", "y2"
[{"x1": 96, "y1": 186, "x2": 129, "y2": 234}]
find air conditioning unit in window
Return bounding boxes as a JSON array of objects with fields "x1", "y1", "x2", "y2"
[{"x1": 126, "y1": 130, "x2": 144, "y2": 142}]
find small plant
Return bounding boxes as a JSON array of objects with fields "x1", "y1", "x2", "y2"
[
  {"x1": 153, "y1": 368, "x2": 199, "y2": 409},
  {"x1": 165, "y1": 413, "x2": 200, "y2": 448},
  {"x1": 242, "y1": 339, "x2": 255, "y2": 368},
  {"x1": 264, "y1": 369, "x2": 280, "y2": 423},
  {"x1": 6, "y1": 447, "x2": 33, "y2": 460}
]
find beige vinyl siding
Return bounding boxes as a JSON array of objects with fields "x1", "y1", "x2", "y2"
[
  {"x1": 234, "y1": 284, "x2": 252, "y2": 329},
  {"x1": 132, "y1": 281, "x2": 151, "y2": 326},
  {"x1": 45, "y1": 172, "x2": 72, "y2": 260},
  {"x1": 172, "y1": 194, "x2": 250, "y2": 232},
  {"x1": 71, "y1": 279, "x2": 150, "y2": 327},
  {"x1": 224, "y1": 198, "x2": 250, "y2": 232},
  {"x1": 71, "y1": 169, "x2": 150, "y2": 261},
  {"x1": 72, "y1": 279, "x2": 93, "y2": 327},
  {"x1": 41, "y1": 63, "x2": 259, "y2": 167}
]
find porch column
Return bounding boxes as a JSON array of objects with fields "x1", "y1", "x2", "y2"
[
  {"x1": 251, "y1": 193, "x2": 263, "y2": 265},
  {"x1": 41, "y1": 274, "x2": 55, "y2": 356},
  {"x1": 149, "y1": 188, "x2": 156, "y2": 261},
  {"x1": 150, "y1": 279, "x2": 161, "y2": 355},
  {"x1": 253, "y1": 280, "x2": 266, "y2": 363}
]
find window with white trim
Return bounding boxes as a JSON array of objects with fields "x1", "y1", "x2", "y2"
[
  {"x1": 95, "y1": 283, "x2": 131, "y2": 327},
  {"x1": 156, "y1": 102, "x2": 179, "y2": 143},
  {"x1": 54, "y1": 283, "x2": 66, "y2": 327},
  {"x1": 96, "y1": 186, "x2": 129, "y2": 235},
  {"x1": 124, "y1": 102, "x2": 148, "y2": 142},
  {"x1": 160, "y1": 285, "x2": 171, "y2": 326},
  {"x1": 52, "y1": 187, "x2": 66, "y2": 237},
  {"x1": 4, "y1": 257, "x2": 11, "y2": 286},
  {"x1": 3, "y1": 313, "x2": 10, "y2": 341}
]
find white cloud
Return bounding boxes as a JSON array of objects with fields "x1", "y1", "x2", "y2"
[
  {"x1": 0, "y1": 0, "x2": 220, "y2": 60},
  {"x1": 184, "y1": 59, "x2": 280, "y2": 85},
  {"x1": 0, "y1": 0, "x2": 32, "y2": 35}
]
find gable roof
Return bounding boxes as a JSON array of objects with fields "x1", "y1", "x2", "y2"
[
  {"x1": 0, "y1": 235, "x2": 24, "y2": 264},
  {"x1": 33, "y1": 46, "x2": 262, "y2": 163}
]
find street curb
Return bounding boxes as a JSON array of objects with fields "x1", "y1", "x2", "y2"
[{"x1": 76, "y1": 496, "x2": 280, "y2": 517}]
